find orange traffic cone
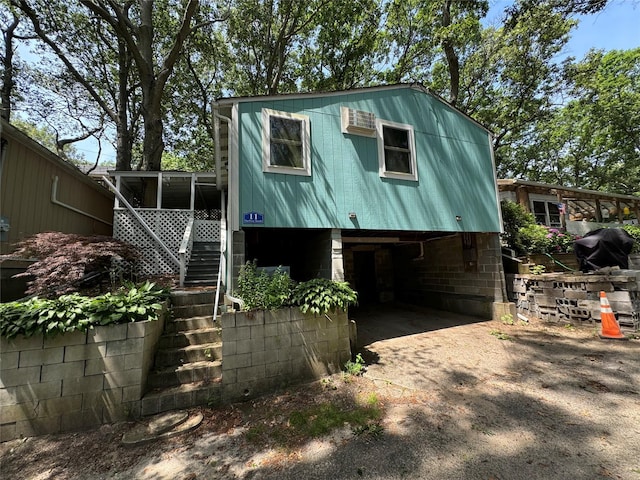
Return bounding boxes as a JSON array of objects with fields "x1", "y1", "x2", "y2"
[{"x1": 599, "y1": 291, "x2": 626, "y2": 340}]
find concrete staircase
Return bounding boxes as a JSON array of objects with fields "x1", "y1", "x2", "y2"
[
  {"x1": 184, "y1": 242, "x2": 220, "y2": 287},
  {"x1": 141, "y1": 290, "x2": 222, "y2": 416}
]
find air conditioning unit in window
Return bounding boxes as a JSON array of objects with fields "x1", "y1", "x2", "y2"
[{"x1": 341, "y1": 106, "x2": 376, "y2": 137}]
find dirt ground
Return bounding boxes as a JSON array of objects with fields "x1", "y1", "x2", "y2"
[{"x1": 1, "y1": 305, "x2": 639, "y2": 480}]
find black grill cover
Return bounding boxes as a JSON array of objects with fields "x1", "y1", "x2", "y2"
[{"x1": 574, "y1": 228, "x2": 634, "y2": 272}]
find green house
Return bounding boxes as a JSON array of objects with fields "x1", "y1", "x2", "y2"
[{"x1": 214, "y1": 84, "x2": 509, "y2": 318}]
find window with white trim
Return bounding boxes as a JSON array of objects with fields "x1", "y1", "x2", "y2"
[
  {"x1": 530, "y1": 195, "x2": 562, "y2": 227},
  {"x1": 376, "y1": 119, "x2": 417, "y2": 181},
  {"x1": 262, "y1": 108, "x2": 311, "y2": 176}
]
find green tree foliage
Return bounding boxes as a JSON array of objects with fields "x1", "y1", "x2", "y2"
[
  {"x1": 459, "y1": 4, "x2": 575, "y2": 174},
  {"x1": 7, "y1": 0, "x2": 638, "y2": 197},
  {"x1": 563, "y1": 49, "x2": 640, "y2": 194},
  {"x1": 299, "y1": 0, "x2": 383, "y2": 91},
  {"x1": 10, "y1": 118, "x2": 86, "y2": 165},
  {"x1": 9, "y1": 0, "x2": 209, "y2": 171},
  {"x1": 383, "y1": 0, "x2": 488, "y2": 106}
]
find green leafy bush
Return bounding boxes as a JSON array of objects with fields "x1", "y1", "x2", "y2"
[
  {"x1": 500, "y1": 200, "x2": 536, "y2": 254},
  {"x1": 291, "y1": 278, "x2": 358, "y2": 315},
  {"x1": 517, "y1": 224, "x2": 553, "y2": 255},
  {"x1": 622, "y1": 224, "x2": 640, "y2": 253},
  {"x1": 234, "y1": 261, "x2": 358, "y2": 314},
  {"x1": 0, "y1": 282, "x2": 168, "y2": 339},
  {"x1": 234, "y1": 261, "x2": 294, "y2": 311}
]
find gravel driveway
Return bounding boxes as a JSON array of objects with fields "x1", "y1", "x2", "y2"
[{"x1": 2, "y1": 305, "x2": 639, "y2": 479}]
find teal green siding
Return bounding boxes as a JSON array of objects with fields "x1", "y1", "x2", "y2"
[{"x1": 237, "y1": 87, "x2": 501, "y2": 232}]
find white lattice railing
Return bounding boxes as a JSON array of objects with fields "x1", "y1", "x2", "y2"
[
  {"x1": 114, "y1": 209, "x2": 192, "y2": 277},
  {"x1": 194, "y1": 220, "x2": 221, "y2": 242},
  {"x1": 114, "y1": 209, "x2": 223, "y2": 278}
]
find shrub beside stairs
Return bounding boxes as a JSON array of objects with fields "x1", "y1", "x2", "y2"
[{"x1": 141, "y1": 290, "x2": 222, "y2": 416}]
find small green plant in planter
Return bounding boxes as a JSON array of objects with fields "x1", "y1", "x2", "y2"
[
  {"x1": 234, "y1": 261, "x2": 294, "y2": 311},
  {"x1": 529, "y1": 264, "x2": 546, "y2": 275},
  {"x1": 291, "y1": 278, "x2": 358, "y2": 315}
]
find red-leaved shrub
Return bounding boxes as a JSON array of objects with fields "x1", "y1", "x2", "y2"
[{"x1": 8, "y1": 232, "x2": 140, "y2": 297}]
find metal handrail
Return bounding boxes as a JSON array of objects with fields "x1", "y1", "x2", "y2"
[
  {"x1": 213, "y1": 191, "x2": 227, "y2": 320},
  {"x1": 178, "y1": 217, "x2": 195, "y2": 287}
]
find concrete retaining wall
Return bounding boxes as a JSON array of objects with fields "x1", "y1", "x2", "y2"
[
  {"x1": 510, "y1": 271, "x2": 640, "y2": 330},
  {"x1": 0, "y1": 314, "x2": 165, "y2": 442},
  {"x1": 220, "y1": 307, "x2": 351, "y2": 403}
]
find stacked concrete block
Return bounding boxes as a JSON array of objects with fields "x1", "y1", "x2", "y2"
[
  {"x1": 396, "y1": 233, "x2": 509, "y2": 319},
  {"x1": 220, "y1": 307, "x2": 351, "y2": 403},
  {"x1": 0, "y1": 314, "x2": 165, "y2": 442},
  {"x1": 512, "y1": 271, "x2": 640, "y2": 330}
]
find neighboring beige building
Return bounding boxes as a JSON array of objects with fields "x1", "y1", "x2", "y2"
[
  {"x1": 498, "y1": 179, "x2": 640, "y2": 235},
  {"x1": 1, "y1": 119, "x2": 114, "y2": 299},
  {"x1": 0, "y1": 118, "x2": 114, "y2": 254}
]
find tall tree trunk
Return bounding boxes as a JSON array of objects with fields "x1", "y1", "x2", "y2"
[
  {"x1": 116, "y1": 37, "x2": 132, "y2": 171},
  {"x1": 1, "y1": 15, "x2": 19, "y2": 121},
  {"x1": 141, "y1": 85, "x2": 164, "y2": 171},
  {"x1": 442, "y1": 0, "x2": 460, "y2": 106}
]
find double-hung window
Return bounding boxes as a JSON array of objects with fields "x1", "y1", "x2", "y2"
[
  {"x1": 262, "y1": 108, "x2": 311, "y2": 176},
  {"x1": 376, "y1": 119, "x2": 417, "y2": 181},
  {"x1": 530, "y1": 196, "x2": 562, "y2": 227}
]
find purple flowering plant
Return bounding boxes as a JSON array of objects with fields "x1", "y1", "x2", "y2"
[{"x1": 545, "y1": 228, "x2": 578, "y2": 253}]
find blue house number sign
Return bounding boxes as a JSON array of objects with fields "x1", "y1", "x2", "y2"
[{"x1": 243, "y1": 211, "x2": 264, "y2": 224}]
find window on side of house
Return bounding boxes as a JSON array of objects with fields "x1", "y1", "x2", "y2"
[
  {"x1": 376, "y1": 119, "x2": 417, "y2": 181},
  {"x1": 262, "y1": 108, "x2": 311, "y2": 176},
  {"x1": 531, "y1": 198, "x2": 562, "y2": 227}
]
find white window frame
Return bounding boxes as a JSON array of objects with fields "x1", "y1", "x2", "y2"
[
  {"x1": 262, "y1": 108, "x2": 311, "y2": 176},
  {"x1": 376, "y1": 118, "x2": 418, "y2": 181},
  {"x1": 529, "y1": 194, "x2": 562, "y2": 227}
]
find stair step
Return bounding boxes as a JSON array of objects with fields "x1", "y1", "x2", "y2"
[
  {"x1": 164, "y1": 316, "x2": 219, "y2": 333},
  {"x1": 171, "y1": 303, "x2": 216, "y2": 319},
  {"x1": 189, "y1": 252, "x2": 221, "y2": 257},
  {"x1": 170, "y1": 290, "x2": 216, "y2": 307},
  {"x1": 155, "y1": 342, "x2": 222, "y2": 368},
  {"x1": 191, "y1": 243, "x2": 220, "y2": 252},
  {"x1": 141, "y1": 380, "x2": 222, "y2": 416},
  {"x1": 186, "y1": 264, "x2": 219, "y2": 272},
  {"x1": 184, "y1": 279, "x2": 218, "y2": 287},
  {"x1": 147, "y1": 360, "x2": 223, "y2": 389},
  {"x1": 158, "y1": 327, "x2": 221, "y2": 349},
  {"x1": 184, "y1": 277, "x2": 218, "y2": 284}
]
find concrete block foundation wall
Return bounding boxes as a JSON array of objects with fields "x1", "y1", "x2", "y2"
[
  {"x1": 396, "y1": 233, "x2": 507, "y2": 319},
  {"x1": 220, "y1": 307, "x2": 351, "y2": 403},
  {"x1": 0, "y1": 315, "x2": 165, "y2": 442},
  {"x1": 510, "y1": 271, "x2": 640, "y2": 331}
]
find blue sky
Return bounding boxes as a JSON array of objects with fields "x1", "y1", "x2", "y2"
[
  {"x1": 566, "y1": 1, "x2": 640, "y2": 58},
  {"x1": 488, "y1": 0, "x2": 640, "y2": 59}
]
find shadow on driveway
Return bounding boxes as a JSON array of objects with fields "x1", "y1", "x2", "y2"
[{"x1": 353, "y1": 302, "x2": 487, "y2": 346}]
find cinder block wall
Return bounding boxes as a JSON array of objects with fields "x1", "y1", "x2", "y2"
[
  {"x1": 220, "y1": 307, "x2": 351, "y2": 403},
  {"x1": 0, "y1": 315, "x2": 165, "y2": 442},
  {"x1": 511, "y1": 271, "x2": 640, "y2": 330},
  {"x1": 396, "y1": 233, "x2": 507, "y2": 319}
]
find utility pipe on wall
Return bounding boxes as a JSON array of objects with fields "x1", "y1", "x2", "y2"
[{"x1": 51, "y1": 176, "x2": 112, "y2": 226}]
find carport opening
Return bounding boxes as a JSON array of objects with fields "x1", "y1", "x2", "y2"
[
  {"x1": 343, "y1": 231, "x2": 498, "y2": 347},
  {"x1": 243, "y1": 228, "x2": 333, "y2": 281}
]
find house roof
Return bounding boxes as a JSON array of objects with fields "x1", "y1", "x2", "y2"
[
  {"x1": 1, "y1": 118, "x2": 113, "y2": 199},
  {"x1": 498, "y1": 178, "x2": 640, "y2": 205},
  {"x1": 214, "y1": 83, "x2": 492, "y2": 135}
]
